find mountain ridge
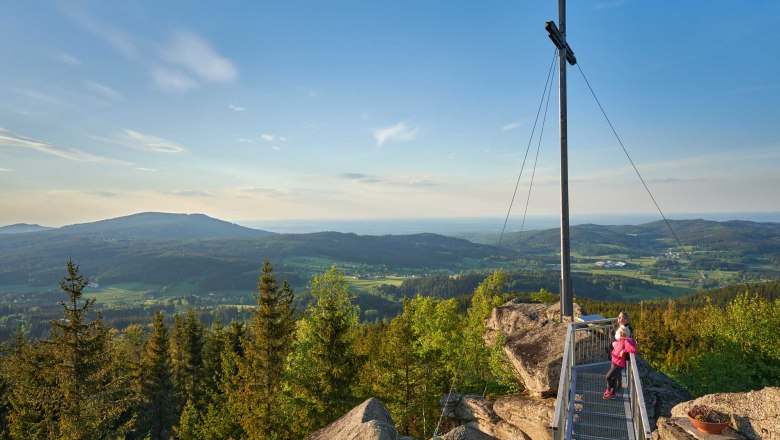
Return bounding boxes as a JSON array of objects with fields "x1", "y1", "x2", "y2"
[{"x1": 0, "y1": 223, "x2": 52, "y2": 234}]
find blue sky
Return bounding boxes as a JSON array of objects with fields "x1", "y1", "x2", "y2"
[{"x1": 1, "y1": 0, "x2": 778, "y2": 227}]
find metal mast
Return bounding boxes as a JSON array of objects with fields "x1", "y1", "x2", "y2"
[{"x1": 545, "y1": 0, "x2": 577, "y2": 319}]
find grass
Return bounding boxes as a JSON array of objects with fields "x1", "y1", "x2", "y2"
[
  {"x1": 349, "y1": 276, "x2": 406, "y2": 296},
  {"x1": 84, "y1": 284, "x2": 156, "y2": 306}
]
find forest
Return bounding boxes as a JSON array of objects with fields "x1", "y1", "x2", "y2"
[{"x1": 0, "y1": 260, "x2": 778, "y2": 439}]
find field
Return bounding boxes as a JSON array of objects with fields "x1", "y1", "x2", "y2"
[{"x1": 349, "y1": 276, "x2": 407, "y2": 296}]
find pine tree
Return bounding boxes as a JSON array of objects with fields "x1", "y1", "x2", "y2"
[
  {"x1": 171, "y1": 309, "x2": 206, "y2": 412},
  {"x1": 49, "y1": 258, "x2": 131, "y2": 439},
  {"x1": 233, "y1": 259, "x2": 295, "y2": 440},
  {"x1": 288, "y1": 265, "x2": 361, "y2": 434},
  {"x1": 139, "y1": 310, "x2": 176, "y2": 440},
  {"x1": 5, "y1": 332, "x2": 60, "y2": 439}
]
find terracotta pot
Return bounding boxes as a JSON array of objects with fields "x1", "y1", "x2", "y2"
[{"x1": 687, "y1": 414, "x2": 729, "y2": 435}]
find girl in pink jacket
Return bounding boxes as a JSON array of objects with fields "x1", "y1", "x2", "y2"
[{"x1": 603, "y1": 326, "x2": 638, "y2": 399}]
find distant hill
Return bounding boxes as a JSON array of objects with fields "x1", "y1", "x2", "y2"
[
  {"x1": 54, "y1": 212, "x2": 274, "y2": 239},
  {"x1": 0, "y1": 223, "x2": 52, "y2": 234},
  {"x1": 467, "y1": 219, "x2": 780, "y2": 259},
  {"x1": 2, "y1": 214, "x2": 778, "y2": 299},
  {"x1": 0, "y1": 213, "x2": 515, "y2": 291}
]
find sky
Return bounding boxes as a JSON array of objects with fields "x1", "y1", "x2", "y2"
[{"x1": 1, "y1": 0, "x2": 779, "y2": 228}]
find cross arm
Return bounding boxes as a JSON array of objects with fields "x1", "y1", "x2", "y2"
[{"x1": 545, "y1": 21, "x2": 577, "y2": 65}]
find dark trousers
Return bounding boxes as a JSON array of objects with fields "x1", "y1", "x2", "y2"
[{"x1": 606, "y1": 363, "x2": 623, "y2": 392}]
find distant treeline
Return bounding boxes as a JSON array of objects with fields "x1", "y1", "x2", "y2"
[{"x1": 372, "y1": 270, "x2": 682, "y2": 302}]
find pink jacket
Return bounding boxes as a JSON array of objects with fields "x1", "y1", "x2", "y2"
[{"x1": 611, "y1": 337, "x2": 637, "y2": 368}]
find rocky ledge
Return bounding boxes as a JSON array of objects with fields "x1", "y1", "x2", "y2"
[
  {"x1": 661, "y1": 387, "x2": 780, "y2": 440},
  {"x1": 305, "y1": 398, "x2": 411, "y2": 440}
]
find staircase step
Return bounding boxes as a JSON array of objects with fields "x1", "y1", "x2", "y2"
[
  {"x1": 574, "y1": 409, "x2": 632, "y2": 420},
  {"x1": 572, "y1": 421, "x2": 633, "y2": 439}
]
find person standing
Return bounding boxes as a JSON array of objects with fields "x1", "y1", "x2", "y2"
[
  {"x1": 606, "y1": 312, "x2": 634, "y2": 389},
  {"x1": 603, "y1": 326, "x2": 638, "y2": 399},
  {"x1": 609, "y1": 312, "x2": 634, "y2": 342}
]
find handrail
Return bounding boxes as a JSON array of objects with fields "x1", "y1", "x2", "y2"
[
  {"x1": 551, "y1": 323, "x2": 573, "y2": 440},
  {"x1": 550, "y1": 317, "x2": 652, "y2": 440},
  {"x1": 629, "y1": 353, "x2": 652, "y2": 440},
  {"x1": 551, "y1": 318, "x2": 617, "y2": 440}
]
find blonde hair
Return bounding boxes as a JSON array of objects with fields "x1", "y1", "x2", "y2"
[{"x1": 618, "y1": 325, "x2": 632, "y2": 338}]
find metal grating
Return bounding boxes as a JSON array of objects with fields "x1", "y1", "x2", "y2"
[{"x1": 571, "y1": 362, "x2": 636, "y2": 440}]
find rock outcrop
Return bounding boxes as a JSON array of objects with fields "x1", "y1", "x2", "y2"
[
  {"x1": 306, "y1": 398, "x2": 408, "y2": 440},
  {"x1": 492, "y1": 395, "x2": 555, "y2": 440},
  {"x1": 653, "y1": 417, "x2": 746, "y2": 440},
  {"x1": 669, "y1": 387, "x2": 780, "y2": 440},
  {"x1": 441, "y1": 426, "x2": 498, "y2": 440},
  {"x1": 440, "y1": 393, "x2": 531, "y2": 440},
  {"x1": 485, "y1": 300, "x2": 582, "y2": 396}
]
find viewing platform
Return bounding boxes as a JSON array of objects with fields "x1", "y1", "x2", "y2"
[{"x1": 552, "y1": 318, "x2": 651, "y2": 440}]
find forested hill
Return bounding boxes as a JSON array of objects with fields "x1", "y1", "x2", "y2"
[
  {"x1": 0, "y1": 214, "x2": 515, "y2": 290},
  {"x1": 47, "y1": 212, "x2": 274, "y2": 239},
  {"x1": 468, "y1": 219, "x2": 780, "y2": 258},
  {"x1": 0, "y1": 223, "x2": 52, "y2": 234}
]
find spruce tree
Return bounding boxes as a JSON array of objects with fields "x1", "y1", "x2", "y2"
[
  {"x1": 234, "y1": 259, "x2": 295, "y2": 440},
  {"x1": 49, "y1": 258, "x2": 131, "y2": 439},
  {"x1": 288, "y1": 265, "x2": 361, "y2": 434},
  {"x1": 171, "y1": 309, "x2": 206, "y2": 412},
  {"x1": 139, "y1": 310, "x2": 176, "y2": 440},
  {"x1": 5, "y1": 332, "x2": 60, "y2": 439}
]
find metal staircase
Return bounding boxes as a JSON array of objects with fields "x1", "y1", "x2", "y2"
[{"x1": 552, "y1": 318, "x2": 652, "y2": 440}]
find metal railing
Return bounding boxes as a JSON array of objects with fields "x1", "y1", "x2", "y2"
[
  {"x1": 552, "y1": 318, "x2": 652, "y2": 440},
  {"x1": 629, "y1": 353, "x2": 652, "y2": 440},
  {"x1": 551, "y1": 322, "x2": 574, "y2": 440}
]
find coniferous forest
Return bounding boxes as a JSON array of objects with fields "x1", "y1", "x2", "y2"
[{"x1": 0, "y1": 260, "x2": 778, "y2": 440}]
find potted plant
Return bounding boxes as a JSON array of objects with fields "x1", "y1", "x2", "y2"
[{"x1": 687, "y1": 404, "x2": 730, "y2": 434}]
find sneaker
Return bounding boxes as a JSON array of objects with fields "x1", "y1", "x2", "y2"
[{"x1": 603, "y1": 390, "x2": 615, "y2": 400}]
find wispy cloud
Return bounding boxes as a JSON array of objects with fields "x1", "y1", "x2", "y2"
[
  {"x1": 340, "y1": 171, "x2": 440, "y2": 188},
  {"x1": 151, "y1": 67, "x2": 198, "y2": 92},
  {"x1": 233, "y1": 186, "x2": 288, "y2": 198},
  {"x1": 10, "y1": 88, "x2": 59, "y2": 103},
  {"x1": 228, "y1": 104, "x2": 245, "y2": 112},
  {"x1": 373, "y1": 122, "x2": 419, "y2": 145},
  {"x1": 0, "y1": 128, "x2": 128, "y2": 165},
  {"x1": 0, "y1": 168, "x2": 14, "y2": 172},
  {"x1": 134, "y1": 167, "x2": 157, "y2": 172},
  {"x1": 340, "y1": 172, "x2": 384, "y2": 184},
  {"x1": 61, "y1": 7, "x2": 236, "y2": 93},
  {"x1": 62, "y1": 6, "x2": 138, "y2": 58},
  {"x1": 158, "y1": 190, "x2": 212, "y2": 198},
  {"x1": 85, "y1": 81, "x2": 122, "y2": 99},
  {"x1": 271, "y1": 145, "x2": 281, "y2": 151},
  {"x1": 161, "y1": 31, "x2": 238, "y2": 83},
  {"x1": 236, "y1": 138, "x2": 256, "y2": 143},
  {"x1": 91, "y1": 129, "x2": 186, "y2": 153},
  {"x1": 501, "y1": 122, "x2": 522, "y2": 131},
  {"x1": 404, "y1": 173, "x2": 441, "y2": 187},
  {"x1": 261, "y1": 134, "x2": 286, "y2": 142},
  {"x1": 53, "y1": 52, "x2": 82, "y2": 65}
]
